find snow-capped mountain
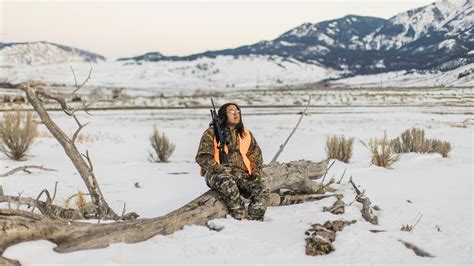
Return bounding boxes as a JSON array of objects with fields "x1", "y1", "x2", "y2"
[
  {"x1": 0, "y1": 41, "x2": 106, "y2": 65},
  {"x1": 121, "y1": 0, "x2": 473, "y2": 75},
  {"x1": 369, "y1": 0, "x2": 472, "y2": 50}
]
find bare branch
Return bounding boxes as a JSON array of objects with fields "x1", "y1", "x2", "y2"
[
  {"x1": 72, "y1": 115, "x2": 90, "y2": 144},
  {"x1": 412, "y1": 213, "x2": 423, "y2": 228},
  {"x1": 52, "y1": 181, "x2": 59, "y2": 202},
  {"x1": 121, "y1": 202, "x2": 126, "y2": 216},
  {"x1": 70, "y1": 67, "x2": 92, "y2": 95},
  {"x1": 271, "y1": 95, "x2": 312, "y2": 163},
  {"x1": 0, "y1": 165, "x2": 57, "y2": 177},
  {"x1": 337, "y1": 169, "x2": 347, "y2": 184},
  {"x1": 321, "y1": 160, "x2": 336, "y2": 184},
  {"x1": 401, "y1": 213, "x2": 423, "y2": 231},
  {"x1": 35, "y1": 88, "x2": 73, "y2": 115},
  {"x1": 31, "y1": 189, "x2": 52, "y2": 213},
  {"x1": 81, "y1": 150, "x2": 94, "y2": 172},
  {"x1": 70, "y1": 66, "x2": 78, "y2": 89},
  {"x1": 349, "y1": 176, "x2": 362, "y2": 195},
  {"x1": 349, "y1": 177, "x2": 378, "y2": 225}
]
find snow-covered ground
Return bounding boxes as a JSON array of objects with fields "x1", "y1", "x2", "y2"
[
  {"x1": 336, "y1": 63, "x2": 474, "y2": 87},
  {"x1": 2, "y1": 55, "x2": 472, "y2": 95},
  {"x1": 0, "y1": 55, "x2": 338, "y2": 92},
  {"x1": 0, "y1": 105, "x2": 472, "y2": 264}
]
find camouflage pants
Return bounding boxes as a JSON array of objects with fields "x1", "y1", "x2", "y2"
[{"x1": 207, "y1": 171, "x2": 269, "y2": 220}]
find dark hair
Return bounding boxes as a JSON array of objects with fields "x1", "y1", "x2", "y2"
[{"x1": 218, "y1": 102, "x2": 246, "y2": 137}]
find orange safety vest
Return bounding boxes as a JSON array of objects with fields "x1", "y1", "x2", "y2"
[
  {"x1": 202, "y1": 128, "x2": 252, "y2": 176},
  {"x1": 213, "y1": 127, "x2": 252, "y2": 175}
]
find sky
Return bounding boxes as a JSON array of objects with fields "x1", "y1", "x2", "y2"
[{"x1": 1, "y1": 0, "x2": 436, "y2": 58}]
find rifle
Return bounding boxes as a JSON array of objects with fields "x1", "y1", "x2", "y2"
[{"x1": 210, "y1": 98, "x2": 229, "y2": 165}]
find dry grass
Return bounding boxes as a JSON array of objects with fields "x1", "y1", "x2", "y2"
[
  {"x1": 325, "y1": 135, "x2": 354, "y2": 163},
  {"x1": 75, "y1": 132, "x2": 106, "y2": 143},
  {"x1": 429, "y1": 139, "x2": 452, "y2": 158},
  {"x1": 65, "y1": 191, "x2": 89, "y2": 208},
  {"x1": 76, "y1": 191, "x2": 87, "y2": 208},
  {"x1": 391, "y1": 127, "x2": 452, "y2": 157},
  {"x1": 149, "y1": 127, "x2": 175, "y2": 163},
  {"x1": 365, "y1": 132, "x2": 400, "y2": 168},
  {"x1": 0, "y1": 110, "x2": 38, "y2": 160}
]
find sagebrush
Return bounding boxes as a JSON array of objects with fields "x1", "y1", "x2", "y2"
[
  {"x1": 365, "y1": 132, "x2": 400, "y2": 168},
  {"x1": 149, "y1": 127, "x2": 175, "y2": 162},
  {"x1": 391, "y1": 127, "x2": 451, "y2": 157},
  {"x1": 325, "y1": 135, "x2": 354, "y2": 163},
  {"x1": 0, "y1": 110, "x2": 38, "y2": 160}
]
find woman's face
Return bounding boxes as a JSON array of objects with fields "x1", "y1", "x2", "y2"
[{"x1": 226, "y1": 105, "x2": 240, "y2": 127}]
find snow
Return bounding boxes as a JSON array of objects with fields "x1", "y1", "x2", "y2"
[
  {"x1": 369, "y1": 0, "x2": 472, "y2": 50},
  {"x1": 286, "y1": 23, "x2": 316, "y2": 38},
  {"x1": 326, "y1": 27, "x2": 336, "y2": 35},
  {"x1": 0, "y1": 55, "x2": 339, "y2": 93},
  {"x1": 305, "y1": 45, "x2": 330, "y2": 55},
  {"x1": 438, "y1": 39, "x2": 457, "y2": 50},
  {"x1": 318, "y1": 33, "x2": 335, "y2": 46},
  {"x1": 0, "y1": 104, "x2": 472, "y2": 264},
  {"x1": 374, "y1": 59, "x2": 385, "y2": 68},
  {"x1": 0, "y1": 42, "x2": 105, "y2": 65},
  {"x1": 337, "y1": 63, "x2": 474, "y2": 87},
  {"x1": 279, "y1": 41, "x2": 297, "y2": 47}
]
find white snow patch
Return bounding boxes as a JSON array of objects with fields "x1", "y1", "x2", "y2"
[
  {"x1": 318, "y1": 33, "x2": 335, "y2": 46},
  {"x1": 438, "y1": 39, "x2": 457, "y2": 50}
]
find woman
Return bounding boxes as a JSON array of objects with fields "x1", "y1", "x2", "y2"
[{"x1": 195, "y1": 103, "x2": 269, "y2": 220}]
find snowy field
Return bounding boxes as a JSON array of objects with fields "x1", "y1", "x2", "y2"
[
  {"x1": 0, "y1": 105, "x2": 472, "y2": 264},
  {"x1": 0, "y1": 58, "x2": 471, "y2": 97},
  {"x1": 0, "y1": 55, "x2": 338, "y2": 92}
]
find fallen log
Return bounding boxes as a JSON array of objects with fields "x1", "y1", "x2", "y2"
[{"x1": 0, "y1": 160, "x2": 330, "y2": 265}]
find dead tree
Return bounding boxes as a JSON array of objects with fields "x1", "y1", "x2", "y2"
[{"x1": 18, "y1": 80, "x2": 120, "y2": 219}]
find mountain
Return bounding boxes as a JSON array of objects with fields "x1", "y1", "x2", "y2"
[
  {"x1": 0, "y1": 41, "x2": 106, "y2": 65},
  {"x1": 121, "y1": 0, "x2": 473, "y2": 76}
]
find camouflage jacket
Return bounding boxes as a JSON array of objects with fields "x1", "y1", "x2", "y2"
[{"x1": 195, "y1": 125, "x2": 264, "y2": 179}]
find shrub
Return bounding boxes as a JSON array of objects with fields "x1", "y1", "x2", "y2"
[
  {"x1": 365, "y1": 132, "x2": 400, "y2": 168},
  {"x1": 325, "y1": 135, "x2": 354, "y2": 163},
  {"x1": 427, "y1": 139, "x2": 451, "y2": 158},
  {"x1": 149, "y1": 127, "x2": 175, "y2": 162},
  {"x1": 0, "y1": 110, "x2": 38, "y2": 160},
  {"x1": 391, "y1": 127, "x2": 452, "y2": 157}
]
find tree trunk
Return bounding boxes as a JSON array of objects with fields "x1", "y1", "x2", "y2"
[{"x1": 21, "y1": 85, "x2": 115, "y2": 218}]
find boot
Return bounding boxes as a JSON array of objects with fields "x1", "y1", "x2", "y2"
[
  {"x1": 229, "y1": 206, "x2": 246, "y2": 220},
  {"x1": 247, "y1": 202, "x2": 266, "y2": 221}
]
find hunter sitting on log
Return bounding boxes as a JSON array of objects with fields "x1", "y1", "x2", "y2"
[{"x1": 196, "y1": 101, "x2": 269, "y2": 221}]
